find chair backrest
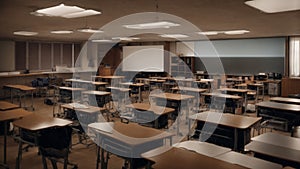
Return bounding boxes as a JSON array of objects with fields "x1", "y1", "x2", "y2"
[
  {"x1": 291, "y1": 126, "x2": 300, "y2": 138},
  {"x1": 39, "y1": 126, "x2": 72, "y2": 150}
]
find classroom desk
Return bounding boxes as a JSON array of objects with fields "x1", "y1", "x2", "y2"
[
  {"x1": 149, "y1": 79, "x2": 166, "y2": 89},
  {"x1": 82, "y1": 90, "x2": 111, "y2": 108},
  {"x1": 65, "y1": 79, "x2": 108, "y2": 90},
  {"x1": 13, "y1": 114, "x2": 72, "y2": 169},
  {"x1": 92, "y1": 76, "x2": 125, "y2": 86},
  {"x1": 126, "y1": 103, "x2": 175, "y2": 128},
  {"x1": 149, "y1": 77, "x2": 173, "y2": 80},
  {"x1": 150, "y1": 92, "x2": 194, "y2": 135},
  {"x1": 245, "y1": 133, "x2": 300, "y2": 168},
  {"x1": 288, "y1": 93, "x2": 300, "y2": 99},
  {"x1": 173, "y1": 78, "x2": 195, "y2": 87},
  {"x1": 226, "y1": 78, "x2": 244, "y2": 86},
  {"x1": 0, "y1": 101, "x2": 19, "y2": 111},
  {"x1": 106, "y1": 87, "x2": 131, "y2": 115},
  {"x1": 61, "y1": 103, "x2": 106, "y2": 126},
  {"x1": 235, "y1": 83, "x2": 247, "y2": 89},
  {"x1": 88, "y1": 122, "x2": 173, "y2": 169},
  {"x1": 0, "y1": 108, "x2": 32, "y2": 168},
  {"x1": 218, "y1": 88, "x2": 248, "y2": 113},
  {"x1": 171, "y1": 86, "x2": 207, "y2": 94},
  {"x1": 201, "y1": 92, "x2": 243, "y2": 114},
  {"x1": 189, "y1": 111, "x2": 261, "y2": 151},
  {"x1": 172, "y1": 140, "x2": 231, "y2": 157},
  {"x1": 215, "y1": 151, "x2": 282, "y2": 169},
  {"x1": 247, "y1": 83, "x2": 264, "y2": 101},
  {"x1": 120, "y1": 82, "x2": 144, "y2": 102},
  {"x1": 3, "y1": 85, "x2": 36, "y2": 110},
  {"x1": 256, "y1": 101, "x2": 300, "y2": 131},
  {"x1": 59, "y1": 86, "x2": 86, "y2": 102},
  {"x1": 142, "y1": 147, "x2": 247, "y2": 169},
  {"x1": 194, "y1": 79, "x2": 214, "y2": 92},
  {"x1": 270, "y1": 97, "x2": 300, "y2": 105},
  {"x1": 171, "y1": 87, "x2": 207, "y2": 110}
]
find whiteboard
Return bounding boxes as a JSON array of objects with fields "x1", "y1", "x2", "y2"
[{"x1": 122, "y1": 45, "x2": 164, "y2": 72}]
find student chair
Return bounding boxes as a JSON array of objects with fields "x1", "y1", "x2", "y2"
[
  {"x1": 39, "y1": 126, "x2": 78, "y2": 169},
  {"x1": 291, "y1": 126, "x2": 300, "y2": 138},
  {"x1": 130, "y1": 86, "x2": 139, "y2": 103}
]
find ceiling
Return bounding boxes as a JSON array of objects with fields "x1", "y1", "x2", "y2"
[{"x1": 0, "y1": 0, "x2": 299, "y2": 42}]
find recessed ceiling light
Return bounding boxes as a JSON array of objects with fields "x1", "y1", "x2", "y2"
[
  {"x1": 91, "y1": 39, "x2": 113, "y2": 43},
  {"x1": 159, "y1": 34, "x2": 189, "y2": 38},
  {"x1": 197, "y1": 31, "x2": 220, "y2": 36},
  {"x1": 77, "y1": 28, "x2": 103, "y2": 33},
  {"x1": 33, "y1": 3, "x2": 101, "y2": 18},
  {"x1": 51, "y1": 30, "x2": 74, "y2": 34},
  {"x1": 112, "y1": 37, "x2": 140, "y2": 41},
  {"x1": 245, "y1": 0, "x2": 300, "y2": 13},
  {"x1": 13, "y1": 31, "x2": 38, "y2": 36},
  {"x1": 123, "y1": 21, "x2": 180, "y2": 29},
  {"x1": 224, "y1": 30, "x2": 250, "y2": 35}
]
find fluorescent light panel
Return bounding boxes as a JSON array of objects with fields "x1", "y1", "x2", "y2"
[
  {"x1": 112, "y1": 37, "x2": 140, "y2": 41},
  {"x1": 159, "y1": 34, "x2": 189, "y2": 38},
  {"x1": 197, "y1": 31, "x2": 219, "y2": 35},
  {"x1": 13, "y1": 31, "x2": 38, "y2": 36},
  {"x1": 224, "y1": 30, "x2": 250, "y2": 35},
  {"x1": 34, "y1": 4, "x2": 101, "y2": 18},
  {"x1": 51, "y1": 30, "x2": 73, "y2": 34},
  {"x1": 36, "y1": 4, "x2": 84, "y2": 17},
  {"x1": 91, "y1": 39, "x2": 113, "y2": 43},
  {"x1": 123, "y1": 21, "x2": 180, "y2": 29},
  {"x1": 77, "y1": 28, "x2": 103, "y2": 33},
  {"x1": 197, "y1": 30, "x2": 250, "y2": 36},
  {"x1": 63, "y1": 9, "x2": 101, "y2": 18},
  {"x1": 245, "y1": 0, "x2": 300, "y2": 13}
]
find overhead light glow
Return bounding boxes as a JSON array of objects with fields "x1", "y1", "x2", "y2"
[
  {"x1": 123, "y1": 21, "x2": 180, "y2": 29},
  {"x1": 77, "y1": 28, "x2": 103, "y2": 33},
  {"x1": 159, "y1": 34, "x2": 189, "y2": 38},
  {"x1": 51, "y1": 30, "x2": 74, "y2": 34},
  {"x1": 224, "y1": 30, "x2": 250, "y2": 35},
  {"x1": 245, "y1": 0, "x2": 300, "y2": 13},
  {"x1": 13, "y1": 31, "x2": 38, "y2": 36},
  {"x1": 33, "y1": 3, "x2": 101, "y2": 18},
  {"x1": 197, "y1": 31, "x2": 219, "y2": 35},
  {"x1": 112, "y1": 37, "x2": 140, "y2": 41}
]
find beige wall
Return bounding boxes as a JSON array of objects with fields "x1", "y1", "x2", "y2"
[{"x1": 0, "y1": 41, "x2": 15, "y2": 72}]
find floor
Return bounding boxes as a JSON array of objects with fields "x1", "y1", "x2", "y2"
[
  {"x1": 0, "y1": 92, "x2": 290, "y2": 169},
  {"x1": 0, "y1": 97, "x2": 127, "y2": 169}
]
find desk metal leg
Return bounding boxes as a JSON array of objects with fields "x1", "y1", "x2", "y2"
[
  {"x1": 138, "y1": 87, "x2": 142, "y2": 103},
  {"x1": 15, "y1": 138, "x2": 23, "y2": 169},
  {"x1": 100, "y1": 148, "x2": 108, "y2": 169},
  {"x1": 10, "y1": 89, "x2": 13, "y2": 103},
  {"x1": 233, "y1": 128, "x2": 238, "y2": 151},
  {"x1": 0, "y1": 121, "x2": 9, "y2": 169},
  {"x1": 96, "y1": 146, "x2": 100, "y2": 169},
  {"x1": 30, "y1": 91, "x2": 34, "y2": 111}
]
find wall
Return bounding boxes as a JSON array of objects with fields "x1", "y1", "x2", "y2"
[
  {"x1": 0, "y1": 41, "x2": 15, "y2": 72},
  {"x1": 177, "y1": 38, "x2": 286, "y2": 74}
]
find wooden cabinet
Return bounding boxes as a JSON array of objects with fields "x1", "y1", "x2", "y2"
[
  {"x1": 171, "y1": 56, "x2": 195, "y2": 78},
  {"x1": 98, "y1": 67, "x2": 112, "y2": 76}
]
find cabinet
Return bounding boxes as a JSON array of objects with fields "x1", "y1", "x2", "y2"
[
  {"x1": 171, "y1": 56, "x2": 195, "y2": 78},
  {"x1": 268, "y1": 81, "x2": 281, "y2": 96}
]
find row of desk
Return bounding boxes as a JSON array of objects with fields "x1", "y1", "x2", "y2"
[{"x1": 256, "y1": 97, "x2": 300, "y2": 132}]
